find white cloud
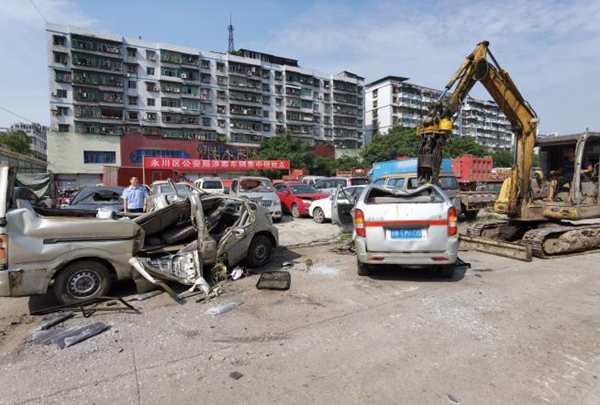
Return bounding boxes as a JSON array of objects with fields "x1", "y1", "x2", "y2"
[
  {"x1": 0, "y1": 0, "x2": 95, "y2": 127},
  {"x1": 261, "y1": 0, "x2": 600, "y2": 134}
]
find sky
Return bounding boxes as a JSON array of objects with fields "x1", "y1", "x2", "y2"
[{"x1": 0, "y1": 0, "x2": 598, "y2": 134}]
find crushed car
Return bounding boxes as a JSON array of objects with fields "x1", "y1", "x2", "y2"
[
  {"x1": 0, "y1": 167, "x2": 278, "y2": 304},
  {"x1": 333, "y1": 184, "x2": 459, "y2": 278},
  {"x1": 230, "y1": 176, "x2": 282, "y2": 221}
]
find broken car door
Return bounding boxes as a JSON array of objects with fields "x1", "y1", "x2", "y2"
[{"x1": 331, "y1": 185, "x2": 355, "y2": 233}]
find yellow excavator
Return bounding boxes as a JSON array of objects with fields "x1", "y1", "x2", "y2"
[{"x1": 417, "y1": 41, "x2": 600, "y2": 261}]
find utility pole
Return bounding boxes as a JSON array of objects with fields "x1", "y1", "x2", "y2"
[{"x1": 228, "y1": 13, "x2": 235, "y2": 53}]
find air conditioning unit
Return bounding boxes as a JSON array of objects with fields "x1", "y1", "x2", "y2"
[
  {"x1": 200, "y1": 136, "x2": 206, "y2": 140},
  {"x1": 181, "y1": 73, "x2": 187, "y2": 79}
]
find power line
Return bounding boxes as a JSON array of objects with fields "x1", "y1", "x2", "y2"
[
  {"x1": 0, "y1": 105, "x2": 37, "y2": 124},
  {"x1": 29, "y1": 0, "x2": 48, "y2": 23}
]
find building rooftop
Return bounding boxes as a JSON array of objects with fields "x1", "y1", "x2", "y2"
[
  {"x1": 238, "y1": 49, "x2": 299, "y2": 67},
  {"x1": 366, "y1": 75, "x2": 410, "y2": 88}
]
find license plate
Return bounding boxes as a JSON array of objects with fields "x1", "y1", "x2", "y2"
[{"x1": 390, "y1": 229, "x2": 423, "y2": 239}]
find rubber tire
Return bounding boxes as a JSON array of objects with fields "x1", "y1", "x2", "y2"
[
  {"x1": 291, "y1": 204, "x2": 301, "y2": 218},
  {"x1": 357, "y1": 260, "x2": 371, "y2": 276},
  {"x1": 313, "y1": 207, "x2": 326, "y2": 223},
  {"x1": 438, "y1": 264, "x2": 455, "y2": 279},
  {"x1": 54, "y1": 260, "x2": 112, "y2": 305},
  {"x1": 464, "y1": 210, "x2": 479, "y2": 220},
  {"x1": 246, "y1": 235, "x2": 273, "y2": 268}
]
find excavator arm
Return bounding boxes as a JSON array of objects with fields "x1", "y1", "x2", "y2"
[{"x1": 418, "y1": 41, "x2": 538, "y2": 216}]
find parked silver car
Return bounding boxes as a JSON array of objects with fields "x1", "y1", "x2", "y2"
[
  {"x1": 314, "y1": 177, "x2": 370, "y2": 195},
  {"x1": 333, "y1": 184, "x2": 459, "y2": 278},
  {"x1": 0, "y1": 167, "x2": 278, "y2": 304},
  {"x1": 230, "y1": 177, "x2": 282, "y2": 221}
]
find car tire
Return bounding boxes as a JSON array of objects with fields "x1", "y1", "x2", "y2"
[
  {"x1": 357, "y1": 260, "x2": 371, "y2": 276},
  {"x1": 246, "y1": 235, "x2": 273, "y2": 268},
  {"x1": 54, "y1": 260, "x2": 112, "y2": 305},
  {"x1": 438, "y1": 264, "x2": 455, "y2": 279},
  {"x1": 313, "y1": 207, "x2": 325, "y2": 223},
  {"x1": 291, "y1": 204, "x2": 301, "y2": 218}
]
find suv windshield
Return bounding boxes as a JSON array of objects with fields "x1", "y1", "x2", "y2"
[
  {"x1": 350, "y1": 178, "x2": 369, "y2": 186},
  {"x1": 202, "y1": 180, "x2": 222, "y2": 189},
  {"x1": 290, "y1": 185, "x2": 318, "y2": 194},
  {"x1": 239, "y1": 179, "x2": 273, "y2": 193}
]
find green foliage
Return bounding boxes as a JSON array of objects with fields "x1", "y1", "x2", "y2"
[
  {"x1": 254, "y1": 132, "x2": 316, "y2": 170},
  {"x1": 335, "y1": 155, "x2": 363, "y2": 171},
  {"x1": 491, "y1": 149, "x2": 513, "y2": 167},
  {"x1": 361, "y1": 127, "x2": 420, "y2": 165},
  {"x1": 0, "y1": 131, "x2": 31, "y2": 155},
  {"x1": 442, "y1": 136, "x2": 488, "y2": 158}
]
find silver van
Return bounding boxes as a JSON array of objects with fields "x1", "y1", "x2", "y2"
[
  {"x1": 314, "y1": 177, "x2": 370, "y2": 195},
  {"x1": 230, "y1": 177, "x2": 282, "y2": 221}
]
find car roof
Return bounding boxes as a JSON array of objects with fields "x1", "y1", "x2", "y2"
[
  {"x1": 380, "y1": 171, "x2": 455, "y2": 178},
  {"x1": 200, "y1": 177, "x2": 222, "y2": 181}
]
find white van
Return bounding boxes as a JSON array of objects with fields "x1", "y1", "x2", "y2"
[{"x1": 194, "y1": 177, "x2": 225, "y2": 194}]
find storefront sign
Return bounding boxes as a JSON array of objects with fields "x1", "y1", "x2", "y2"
[{"x1": 143, "y1": 157, "x2": 290, "y2": 171}]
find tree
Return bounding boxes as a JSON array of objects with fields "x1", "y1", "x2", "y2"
[
  {"x1": 335, "y1": 155, "x2": 363, "y2": 171},
  {"x1": 442, "y1": 136, "x2": 488, "y2": 158},
  {"x1": 0, "y1": 130, "x2": 31, "y2": 155},
  {"x1": 253, "y1": 132, "x2": 316, "y2": 170},
  {"x1": 361, "y1": 127, "x2": 420, "y2": 165},
  {"x1": 491, "y1": 149, "x2": 513, "y2": 167}
]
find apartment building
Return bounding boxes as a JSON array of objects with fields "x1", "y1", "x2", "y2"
[
  {"x1": 9, "y1": 122, "x2": 48, "y2": 161},
  {"x1": 46, "y1": 23, "x2": 364, "y2": 176},
  {"x1": 365, "y1": 76, "x2": 513, "y2": 150}
]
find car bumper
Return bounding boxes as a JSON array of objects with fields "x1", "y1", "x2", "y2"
[
  {"x1": 0, "y1": 268, "x2": 51, "y2": 297},
  {"x1": 270, "y1": 210, "x2": 282, "y2": 219},
  {"x1": 355, "y1": 236, "x2": 459, "y2": 266}
]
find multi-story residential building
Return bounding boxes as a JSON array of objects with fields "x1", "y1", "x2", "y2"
[
  {"x1": 9, "y1": 122, "x2": 48, "y2": 161},
  {"x1": 46, "y1": 23, "x2": 365, "y2": 185},
  {"x1": 365, "y1": 76, "x2": 513, "y2": 150}
]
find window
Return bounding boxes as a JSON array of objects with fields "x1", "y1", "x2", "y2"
[
  {"x1": 263, "y1": 110, "x2": 269, "y2": 118},
  {"x1": 53, "y1": 35, "x2": 66, "y2": 46},
  {"x1": 58, "y1": 124, "x2": 69, "y2": 133},
  {"x1": 146, "y1": 112, "x2": 157, "y2": 121},
  {"x1": 202, "y1": 117, "x2": 212, "y2": 127},
  {"x1": 201, "y1": 59, "x2": 210, "y2": 69},
  {"x1": 128, "y1": 111, "x2": 139, "y2": 120},
  {"x1": 218, "y1": 119, "x2": 226, "y2": 128},
  {"x1": 127, "y1": 47, "x2": 137, "y2": 57},
  {"x1": 146, "y1": 50, "x2": 157, "y2": 61},
  {"x1": 147, "y1": 67, "x2": 155, "y2": 75},
  {"x1": 216, "y1": 62, "x2": 225, "y2": 72},
  {"x1": 128, "y1": 96, "x2": 138, "y2": 105},
  {"x1": 56, "y1": 89, "x2": 67, "y2": 98},
  {"x1": 83, "y1": 151, "x2": 116, "y2": 164},
  {"x1": 262, "y1": 83, "x2": 270, "y2": 92},
  {"x1": 57, "y1": 107, "x2": 69, "y2": 116},
  {"x1": 53, "y1": 52, "x2": 68, "y2": 65},
  {"x1": 127, "y1": 64, "x2": 137, "y2": 74},
  {"x1": 147, "y1": 98, "x2": 155, "y2": 106},
  {"x1": 146, "y1": 82, "x2": 157, "y2": 91},
  {"x1": 128, "y1": 80, "x2": 136, "y2": 89}
]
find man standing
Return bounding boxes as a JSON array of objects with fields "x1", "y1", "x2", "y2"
[{"x1": 122, "y1": 177, "x2": 147, "y2": 213}]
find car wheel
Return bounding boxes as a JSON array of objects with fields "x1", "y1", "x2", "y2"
[
  {"x1": 438, "y1": 264, "x2": 455, "y2": 279},
  {"x1": 54, "y1": 260, "x2": 112, "y2": 304},
  {"x1": 313, "y1": 207, "x2": 325, "y2": 223},
  {"x1": 246, "y1": 235, "x2": 273, "y2": 268},
  {"x1": 357, "y1": 260, "x2": 371, "y2": 276},
  {"x1": 291, "y1": 204, "x2": 301, "y2": 218}
]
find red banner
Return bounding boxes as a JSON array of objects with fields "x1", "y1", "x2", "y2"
[{"x1": 143, "y1": 157, "x2": 290, "y2": 171}]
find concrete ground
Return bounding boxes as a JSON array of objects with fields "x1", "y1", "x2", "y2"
[{"x1": 1, "y1": 216, "x2": 599, "y2": 404}]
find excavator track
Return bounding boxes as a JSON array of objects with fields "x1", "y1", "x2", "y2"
[
  {"x1": 466, "y1": 220, "x2": 509, "y2": 237},
  {"x1": 521, "y1": 224, "x2": 600, "y2": 258}
]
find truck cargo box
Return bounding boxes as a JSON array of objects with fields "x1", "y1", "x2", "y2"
[
  {"x1": 369, "y1": 158, "x2": 452, "y2": 182},
  {"x1": 451, "y1": 154, "x2": 493, "y2": 183}
]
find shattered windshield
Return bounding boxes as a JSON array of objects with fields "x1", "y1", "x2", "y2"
[
  {"x1": 202, "y1": 181, "x2": 223, "y2": 189},
  {"x1": 239, "y1": 178, "x2": 274, "y2": 193},
  {"x1": 159, "y1": 184, "x2": 194, "y2": 196},
  {"x1": 72, "y1": 188, "x2": 123, "y2": 205}
]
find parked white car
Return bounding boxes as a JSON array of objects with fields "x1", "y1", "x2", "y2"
[
  {"x1": 333, "y1": 184, "x2": 459, "y2": 278},
  {"x1": 230, "y1": 177, "x2": 282, "y2": 221},
  {"x1": 194, "y1": 177, "x2": 225, "y2": 194},
  {"x1": 301, "y1": 176, "x2": 326, "y2": 186},
  {"x1": 309, "y1": 186, "x2": 365, "y2": 223}
]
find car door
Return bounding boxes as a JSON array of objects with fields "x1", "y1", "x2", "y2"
[
  {"x1": 274, "y1": 184, "x2": 290, "y2": 212},
  {"x1": 331, "y1": 186, "x2": 355, "y2": 233}
]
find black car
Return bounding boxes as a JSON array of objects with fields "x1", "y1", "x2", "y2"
[{"x1": 64, "y1": 186, "x2": 124, "y2": 211}]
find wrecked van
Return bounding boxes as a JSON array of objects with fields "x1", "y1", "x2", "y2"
[
  {"x1": 334, "y1": 184, "x2": 459, "y2": 278},
  {"x1": 0, "y1": 166, "x2": 278, "y2": 304}
]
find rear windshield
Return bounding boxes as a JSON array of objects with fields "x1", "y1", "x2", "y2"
[
  {"x1": 366, "y1": 187, "x2": 444, "y2": 204},
  {"x1": 202, "y1": 181, "x2": 222, "y2": 189},
  {"x1": 350, "y1": 178, "x2": 369, "y2": 186},
  {"x1": 408, "y1": 176, "x2": 458, "y2": 190}
]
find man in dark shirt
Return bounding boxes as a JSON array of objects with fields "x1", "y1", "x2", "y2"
[{"x1": 547, "y1": 147, "x2": 593, "y2": 202}]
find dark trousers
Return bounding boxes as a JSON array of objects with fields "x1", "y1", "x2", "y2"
[{"x1": 128, "y1": 208, "x2": 144, "y2": 213}]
